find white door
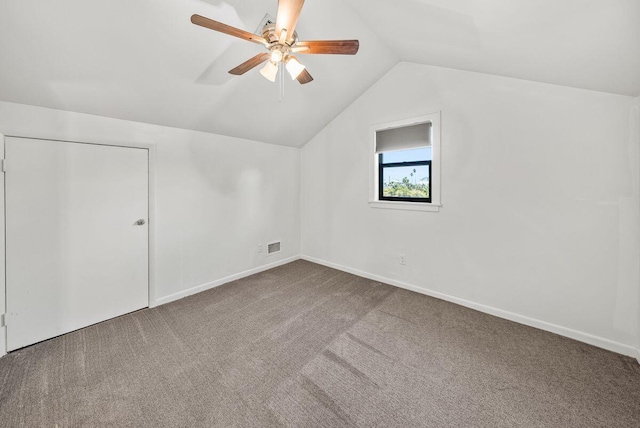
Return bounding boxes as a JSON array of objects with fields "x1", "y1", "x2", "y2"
[{"x1": 5, "y1": 138, "x2": 149, "y2": 351}]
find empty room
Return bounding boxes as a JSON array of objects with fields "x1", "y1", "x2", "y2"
[{"x1": 1, "y1": 0, "x2": 639, "y2": 426}]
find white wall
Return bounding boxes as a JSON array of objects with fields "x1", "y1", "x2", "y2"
[
  {"x1": 0, "y1": 134, "x2": 5, "y2": 355},
  {"x1": 301, "y1": 62, "x2": 640, "y2": 357},
  {"x1": 0, "y1": 101, "x2": 300, "y2": 354},
  {"x1": 635, "y1": 96, "x2": 640, "y2": 360}
]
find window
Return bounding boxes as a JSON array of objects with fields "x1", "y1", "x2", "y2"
[
  {"x1": 370, "y1": 113, "x2": 441, "y2": 212},
  {"x1": 379, "y1": 147, "x2": 431, "y2": 202}
]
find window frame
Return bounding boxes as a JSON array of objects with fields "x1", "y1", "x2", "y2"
[{"x1": 369, "y1": 112, "x2": 441, "y2": 212}]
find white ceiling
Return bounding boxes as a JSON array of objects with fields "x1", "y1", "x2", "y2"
[
  {"x1": 0, "y1": 0, "x2": 638, "y2": 147},
  {"x1": 348, "y1": 0, "x2": 640, "y2": 98}
]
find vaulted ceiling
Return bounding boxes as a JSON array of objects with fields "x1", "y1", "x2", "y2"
[{"x1": 0, "y1": 0, "x2": 638, "y2": 147}]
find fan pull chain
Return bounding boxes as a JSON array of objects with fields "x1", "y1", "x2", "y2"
[{"x1": 278, "y1": 62, "x2": 285, "y2": 102}]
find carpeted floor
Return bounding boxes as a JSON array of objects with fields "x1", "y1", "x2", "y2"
[{"x1": 1, "y1": 260, "x2": 639, "y2": 427}]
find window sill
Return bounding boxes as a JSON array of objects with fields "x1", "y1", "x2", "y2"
[{"x1": 368, "y1": 200, "x2": 441, "y2": 212}]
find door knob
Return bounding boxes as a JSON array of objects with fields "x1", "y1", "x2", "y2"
[{"x1": 135, "y1": 219, "x2": 146, "y2": 226}]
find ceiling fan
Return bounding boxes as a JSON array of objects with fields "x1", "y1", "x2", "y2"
[{"x1": 191, "y1": 0, "x2": 359, "y2": 85}]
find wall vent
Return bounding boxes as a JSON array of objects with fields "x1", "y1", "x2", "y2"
[{"x1": 267, "y1": 241, "x2": 281, "y2": 255}]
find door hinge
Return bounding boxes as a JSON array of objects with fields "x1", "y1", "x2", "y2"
[
  {"x1": 0, "y1": 313, "x2": 6, "y2": 327},
  {"x1": 1, "y1": 159, "x2": 5, "y2": 173}
]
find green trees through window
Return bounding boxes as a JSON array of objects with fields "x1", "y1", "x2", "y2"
[
  {"x1": 379, "y1": 148, "x2": 431, "y2": 202},
  {"x1": 383, "y1": 173, "x2": 430, "y2": 198}
]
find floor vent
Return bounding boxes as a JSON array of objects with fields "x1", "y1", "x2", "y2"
[{"x1": 267, "y1": 241, "x2": 281, "y2": 255}]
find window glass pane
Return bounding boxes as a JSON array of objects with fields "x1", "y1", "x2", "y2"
[
  {"x1": 381, "y1": 147, "x2": 431, "y2": 164},
  {"x1": 382, "y1": 165, "x2": 430, "y2": 198}
]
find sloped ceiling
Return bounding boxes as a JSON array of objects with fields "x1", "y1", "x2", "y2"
[
  {"x1": 0, "y1": 0, "x2": 398, "y2": 147},
  {"x1": 347, "y1": 0, "x2": 640, "y2": 98},
  {"x1": 0, "y1": 0, "x2": 638, "y2": 147}
]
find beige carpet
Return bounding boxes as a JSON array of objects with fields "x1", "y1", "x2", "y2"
[{"x1": 1, "y1": 260, "x2": 639, "y2": 427}]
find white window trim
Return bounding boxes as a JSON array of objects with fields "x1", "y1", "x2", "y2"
[{"x1": 369, "y1": 112, "x2": 441, "y2": 212}]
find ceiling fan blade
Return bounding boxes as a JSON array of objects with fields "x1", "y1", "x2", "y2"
[
  {"x1": 228, "y1": 53, "x2": 271, "y2": 75},
  {"x1": 275, "y1": 0, "x2": 305, "y2": 44},
  {"x1": 296, "y1": 68, "x2": 313, "y2": 85},
  {"x1": 295, "y1": 40, "x2": 360, "y2": 55},
  {"x1": 191, "y1": 14, "x2": 268, "y2": 46}
]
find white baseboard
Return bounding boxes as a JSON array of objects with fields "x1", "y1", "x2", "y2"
[
  {"x1": 301, "y1": 255, "x2": 639, "y2": 359},
  {"x1": 153, "y1": 256, "x2": 301, "y2": 307},
  {"x1": 636, "y1": 348, "x2": 640, "y2": 365}
]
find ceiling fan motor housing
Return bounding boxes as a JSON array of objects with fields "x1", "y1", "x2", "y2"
[{"x1": 262, "y1": 23, "x2": 299, "y2": 46}]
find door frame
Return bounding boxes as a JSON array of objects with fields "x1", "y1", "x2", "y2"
[{"x1": 1, "y1": 135, "x2": 159, "y2": 356}]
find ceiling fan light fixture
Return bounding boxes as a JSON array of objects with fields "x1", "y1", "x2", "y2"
[
  {"x1": 270, "y1": 49, "x2": 284, "y2": 63},
  {"x1": 285, "y1": 56, "x2": 306, "y2": 80},
  {"x1": 260, "y1": 61, "x2": 278, "y2": 82}
]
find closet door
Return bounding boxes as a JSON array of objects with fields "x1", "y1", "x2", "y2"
[{"x1": 5, "y1": 138, "x2": 149, "y2": 351}]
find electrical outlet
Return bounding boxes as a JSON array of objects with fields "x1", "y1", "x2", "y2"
[
  {"x1": 257, "y1": 243, "x2": 264, "y2": 253},
  {"x1": 400, "y1": 254, "x2": 406, "y2": 265}
]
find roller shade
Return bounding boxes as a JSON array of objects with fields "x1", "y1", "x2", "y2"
[{"x1": 375, "y1": 122, "x2": 432, "y2": 153}]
